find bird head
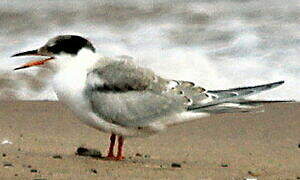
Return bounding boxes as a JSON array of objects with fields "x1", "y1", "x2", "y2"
[{"x1": 12, "y1": 35, "x2": 96, "y2": 71}]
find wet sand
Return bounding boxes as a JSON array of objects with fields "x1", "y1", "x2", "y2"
[{"x1": 0, "y1": 101, "x2": 299, "y2": 179}]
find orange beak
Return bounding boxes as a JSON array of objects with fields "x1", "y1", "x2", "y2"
[{"x1": 11, "y1": 49, "x2": 54, "y2": 70}]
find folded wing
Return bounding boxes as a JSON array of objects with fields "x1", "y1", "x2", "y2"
[{"x1": 85, "y1": 59, "x2": 290, "y2": 127}]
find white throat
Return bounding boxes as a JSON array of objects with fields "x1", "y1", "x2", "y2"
[{"x1": 50, "y1": 48, "x2": 100, "y2": 116}]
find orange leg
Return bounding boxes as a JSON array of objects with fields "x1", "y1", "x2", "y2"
[
  {"x1": 106, "y1": 133, "x2": 116, "y2": 159},
  {"x1": 116, "y1": 136, "x2": 125, "y2": 160}
]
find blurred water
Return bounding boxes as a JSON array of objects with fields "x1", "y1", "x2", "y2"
[{"x1": 0, "y1": 0, "x2": 299, "y2": 100}]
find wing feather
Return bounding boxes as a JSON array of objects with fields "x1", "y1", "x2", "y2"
[
  {"x1": 85, "y1": 60, "x2": 188, "y2": 127},
  {"x1": 85, "y1": 59, "x2": 286, "y2": 127}
]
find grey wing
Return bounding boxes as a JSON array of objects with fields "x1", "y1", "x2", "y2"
[
  {"x1": 88, "y1": 91, "x2": 185, "y2": 127},
  {"x1": 85, "y1": 59, "x2": 287, "y2": 127},
  {"x1": 85, "y1": 60, "x2": 188, "y2": 127}
]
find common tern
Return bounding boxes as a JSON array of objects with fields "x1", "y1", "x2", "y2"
[{"x1": 12, "y1": 35, "x2": 289, "y2": 160}]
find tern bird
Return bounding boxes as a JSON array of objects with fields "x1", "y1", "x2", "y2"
[{"x1": 12, "y1": 35, "x2": 289, "y2": 160}]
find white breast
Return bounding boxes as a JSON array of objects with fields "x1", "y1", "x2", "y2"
[{"x1": 52, "y1": 67, "x2": 92, "y2": 121}]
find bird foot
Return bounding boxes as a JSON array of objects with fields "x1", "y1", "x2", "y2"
[
  {"x1": 104, "y1": 155, "x2": 125, "y2": 161},
  {"x1": 115, "y1": 155, "x2": 125, "y2": 160}
]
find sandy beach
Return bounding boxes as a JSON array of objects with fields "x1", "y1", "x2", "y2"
[{"x1": 0, "y1": 101, "x2": 299, "y2": 179}]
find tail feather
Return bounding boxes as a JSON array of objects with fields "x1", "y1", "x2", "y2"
[
  {"x1": 188, "y1": 81, "x2": 292, "y2": 114},
  {"x1": 197, "y1": 103, "x2": 256, "y2": 114},
  {"x1": 192, "y1": 100, "x2": 293, "y2": 114}
]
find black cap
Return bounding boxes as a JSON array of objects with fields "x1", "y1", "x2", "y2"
[{"x1": 44, "y1": 35, "x2": 96, "y2": 55}]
